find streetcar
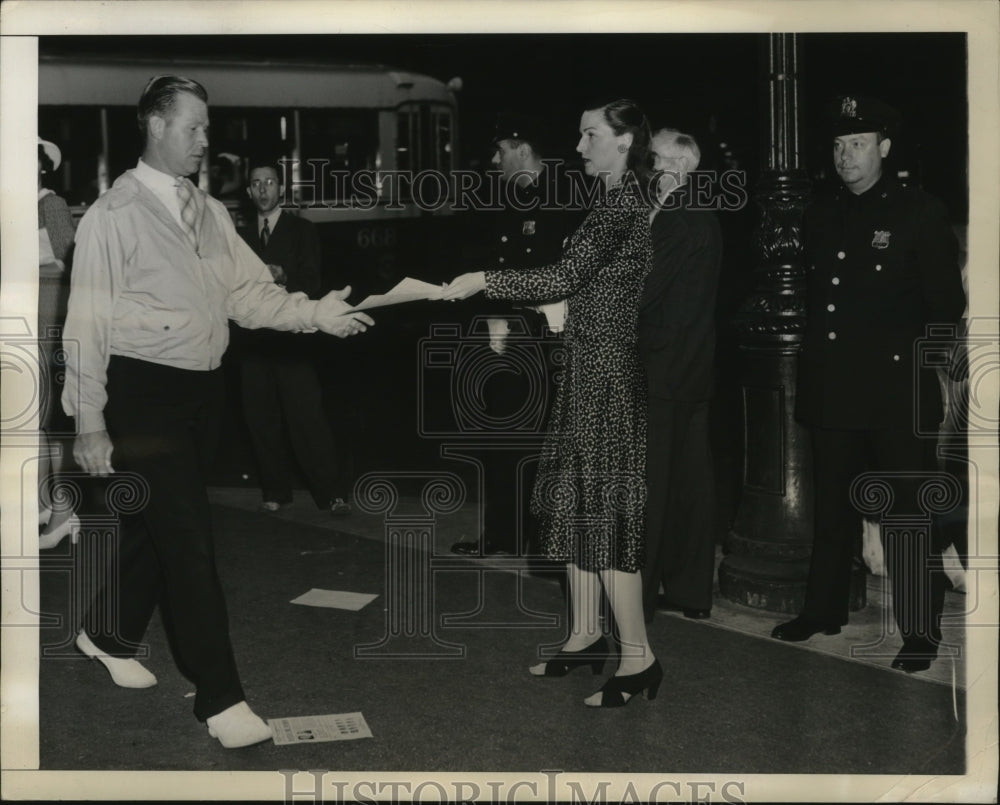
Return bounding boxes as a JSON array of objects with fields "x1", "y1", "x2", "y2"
[{"x1": 37, "y1": 53, "x2": 462, "y2": 291}]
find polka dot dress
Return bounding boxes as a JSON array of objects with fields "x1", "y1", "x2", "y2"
[{"x1": 485, "y1": 181, "x2": 651, "y2": 572}]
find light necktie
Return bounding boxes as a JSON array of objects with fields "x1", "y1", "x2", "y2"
[
  {"x1": 260, "y1": 218, "x2": 270, "y2": 248},
  {"x1": 176, "y1": 178, "x2": 201, "y2": 254}
]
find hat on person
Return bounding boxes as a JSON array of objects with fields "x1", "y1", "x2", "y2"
[
  {"x1": 492, "y1": 112, "x2": 548, "y2": 151},
  {"x1": 827, "y1": 95, "x2": 901, "y2": 139},
  {"x1": 38, "y1": 138, "x2": 62, "y2": 171}
]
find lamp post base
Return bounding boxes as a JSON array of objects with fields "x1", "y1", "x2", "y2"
[{"x1": 718, "y1": 553, "x2": 867, "y2": 615}]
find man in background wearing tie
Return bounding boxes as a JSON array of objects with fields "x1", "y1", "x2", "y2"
[
  {"x1": 235, "y1": 156, "x2": 353, "y2": 516},
  {"x1": 62, "y1": 75, "x2": 373, "y2": 748}
]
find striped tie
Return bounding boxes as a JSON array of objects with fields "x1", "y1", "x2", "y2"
[{"x1": 176, "y1": 178, "x2": 201, "y2": 253}]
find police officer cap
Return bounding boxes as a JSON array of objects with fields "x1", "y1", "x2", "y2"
[
  {"x1": 492, "y1": 112, "x2": 546, "y2": 150},
  {"x1": 828, "y1": 95, "x2": 901, "y2": 139}
]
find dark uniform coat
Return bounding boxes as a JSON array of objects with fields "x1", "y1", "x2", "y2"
[
  {"x1": 471, "y1": 163, "x2": 583, "y2": 321},
  {"x1": 461, "y1": 163, "x2": 583, "y2": 553},
  {"x1": 796, "y1": 174, "x2": 965, "y2": 430},
  {"x1": 794, "y1": 172, "x2": 965, "y2": 645}
]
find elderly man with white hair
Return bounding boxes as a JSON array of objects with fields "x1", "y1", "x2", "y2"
[{"x1": 637, "y1": 128, "x2": 723, "y2": 624}]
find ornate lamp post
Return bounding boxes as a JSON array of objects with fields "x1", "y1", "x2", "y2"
[{"x1": 718, "y1": 33, "x2": 866, "y2": 613}]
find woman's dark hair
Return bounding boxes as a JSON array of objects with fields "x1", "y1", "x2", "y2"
[
  {"x1": 589, "y1": 98, "x2": 653, "y2": 189},
  {"x1": 38, "y1": 144, "x2": 55, "y2": 174},
  {"x1": 136, "y1": 75, "x2": 208, "y2": 147}
]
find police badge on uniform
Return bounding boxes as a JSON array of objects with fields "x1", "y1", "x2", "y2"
[
  {"x1": 871, "y1": 230, "x2": 891, "y2": 249},
  {"x1": 522, "y1": 220, "x2": 536, "y2": 236}
]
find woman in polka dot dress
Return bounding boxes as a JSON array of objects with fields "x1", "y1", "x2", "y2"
[{"x1": 444, "y1": 99, "x2": 662, "y2": 707}]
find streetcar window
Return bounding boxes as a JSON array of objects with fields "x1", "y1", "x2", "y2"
[
  {"x1": 38, "y1": 65, "x2": 456, "y2": 214},
  {"x1": 397, "y1": 106, "x2": 416, "y2": 175},
  {"x1": 434, "y1": 108, "x2": 453, "y2": 173},
  {"x1": 39, "y1": 106, "x2": 103, "y2": 207},
  {"x1": 397, "y1": 103, "x2": 454, "y2": 201},
  {"x1": 297, "y1": 109, "x2": 378, "y2": 201},
  {"x1": 207, "y1": 108, "x2": 291, "y2": 199},
  {"x1": 106, "y1": 106, "x2": 143, "y2": 191}
]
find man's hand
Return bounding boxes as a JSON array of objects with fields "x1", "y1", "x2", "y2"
[
  {"x1": 441, "y1": 272, "x2": 487, "y2": 301},
  {"x1": 314, "y1": 285, "x2": 375, "y2": 338},
  {"x1": 486, "y1": 316, "x2": 510, "y2": 354},
  {"x1": 266, "y1": 263, "x2": 288, "y2": 286},
  {"x1": 74, "y1": 430, "x2": 115, "y2": 477}
]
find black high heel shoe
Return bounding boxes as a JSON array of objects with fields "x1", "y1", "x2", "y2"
[
  {"x1": 586, "y1": 658, "x2": 663, "y2": 707},
  {"x1": 533, "y1": 635, "x2": 611, "y2": 677}
]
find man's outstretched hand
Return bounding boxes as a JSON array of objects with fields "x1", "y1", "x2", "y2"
[{"x1": 314, "y1": 285, "x2": 375, "y2": 338}]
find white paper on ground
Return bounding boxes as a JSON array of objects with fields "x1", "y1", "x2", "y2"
[
  {"x1": 290, "y1": 588, "x2": 378, "y2": 610},
  {"x1": 352, "y1": 277, "x2": 444, "y2": 311},
  {"x1": 268, "y1": 712, "x2": 373, "y2": 745}
]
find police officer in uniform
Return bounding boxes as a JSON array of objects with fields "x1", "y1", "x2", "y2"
[
  {"x1": 771, "y1": 96, "x2": 966, "y2": 673},
  {"x1": 450, "y1": 113, "x2": 582, "y2": 556}
]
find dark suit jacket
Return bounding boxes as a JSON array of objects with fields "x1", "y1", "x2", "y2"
[
  {"x1": 795, "y1": 174, "x2": 965, "y2": 430},
  {"x1": 234, "y1": 210, "x2": 322, "y2": 354},
  {"x1": 637, "y1": 191, "x2": 723, "y2": 401},
  {"x1": 467, "y1": 163, "x2": 584, "y2": 329},
  {"x1": 239, "y1": 211, "x2": 321, "y2": 297}
]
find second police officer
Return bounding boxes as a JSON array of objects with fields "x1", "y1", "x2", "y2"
[
  {"x1": 450, "y1": 113, "x2": 583, "y2": 556},
  {"x1": 772, "y1": 95, "x2": 967, "y2": 673}
]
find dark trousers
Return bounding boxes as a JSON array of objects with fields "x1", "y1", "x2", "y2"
[
  {"x1": 241, "y1": 353, "x2": 345, "y2": 506},
  {"x1": 480, "y1": 344, "x2": 544, "y2": 554},
  {"x1": 803, "y1": 427, "x2": 946, "y2": 652},
  {"x1": 642, "y1": 397, "x2": 717, "y2": 620},
  {"x1": 84, "y1": 356, "x2": 244, "y2": 721},
  {"x1": 482, "y1": 447, "x2": 540, "y2": 554}
]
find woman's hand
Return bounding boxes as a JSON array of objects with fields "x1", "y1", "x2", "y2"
[{"x1": 442, "y1": 271, "x2": 486, "y2": 300}]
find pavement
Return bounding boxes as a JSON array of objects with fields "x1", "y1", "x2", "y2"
[
  {"x1": 208, "y1": 486, "x2": 970, "y2": 690},
  {"x1": 29, "y1": 487, "x2": 973, "y2": 788}
]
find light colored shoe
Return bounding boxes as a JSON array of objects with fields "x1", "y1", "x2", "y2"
[
  {"x1": 258, "y1": 501, "x2": 282, "y2": 513},
  {"x1": 39, "y1": 514, "x2": 81, "y2": 551},
  {"x1": 76, "y1": 631, "x2": 158, "y2": 689},
  {"x1": 206, "y1": 701, "x2": 273, "y2": 748}
]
